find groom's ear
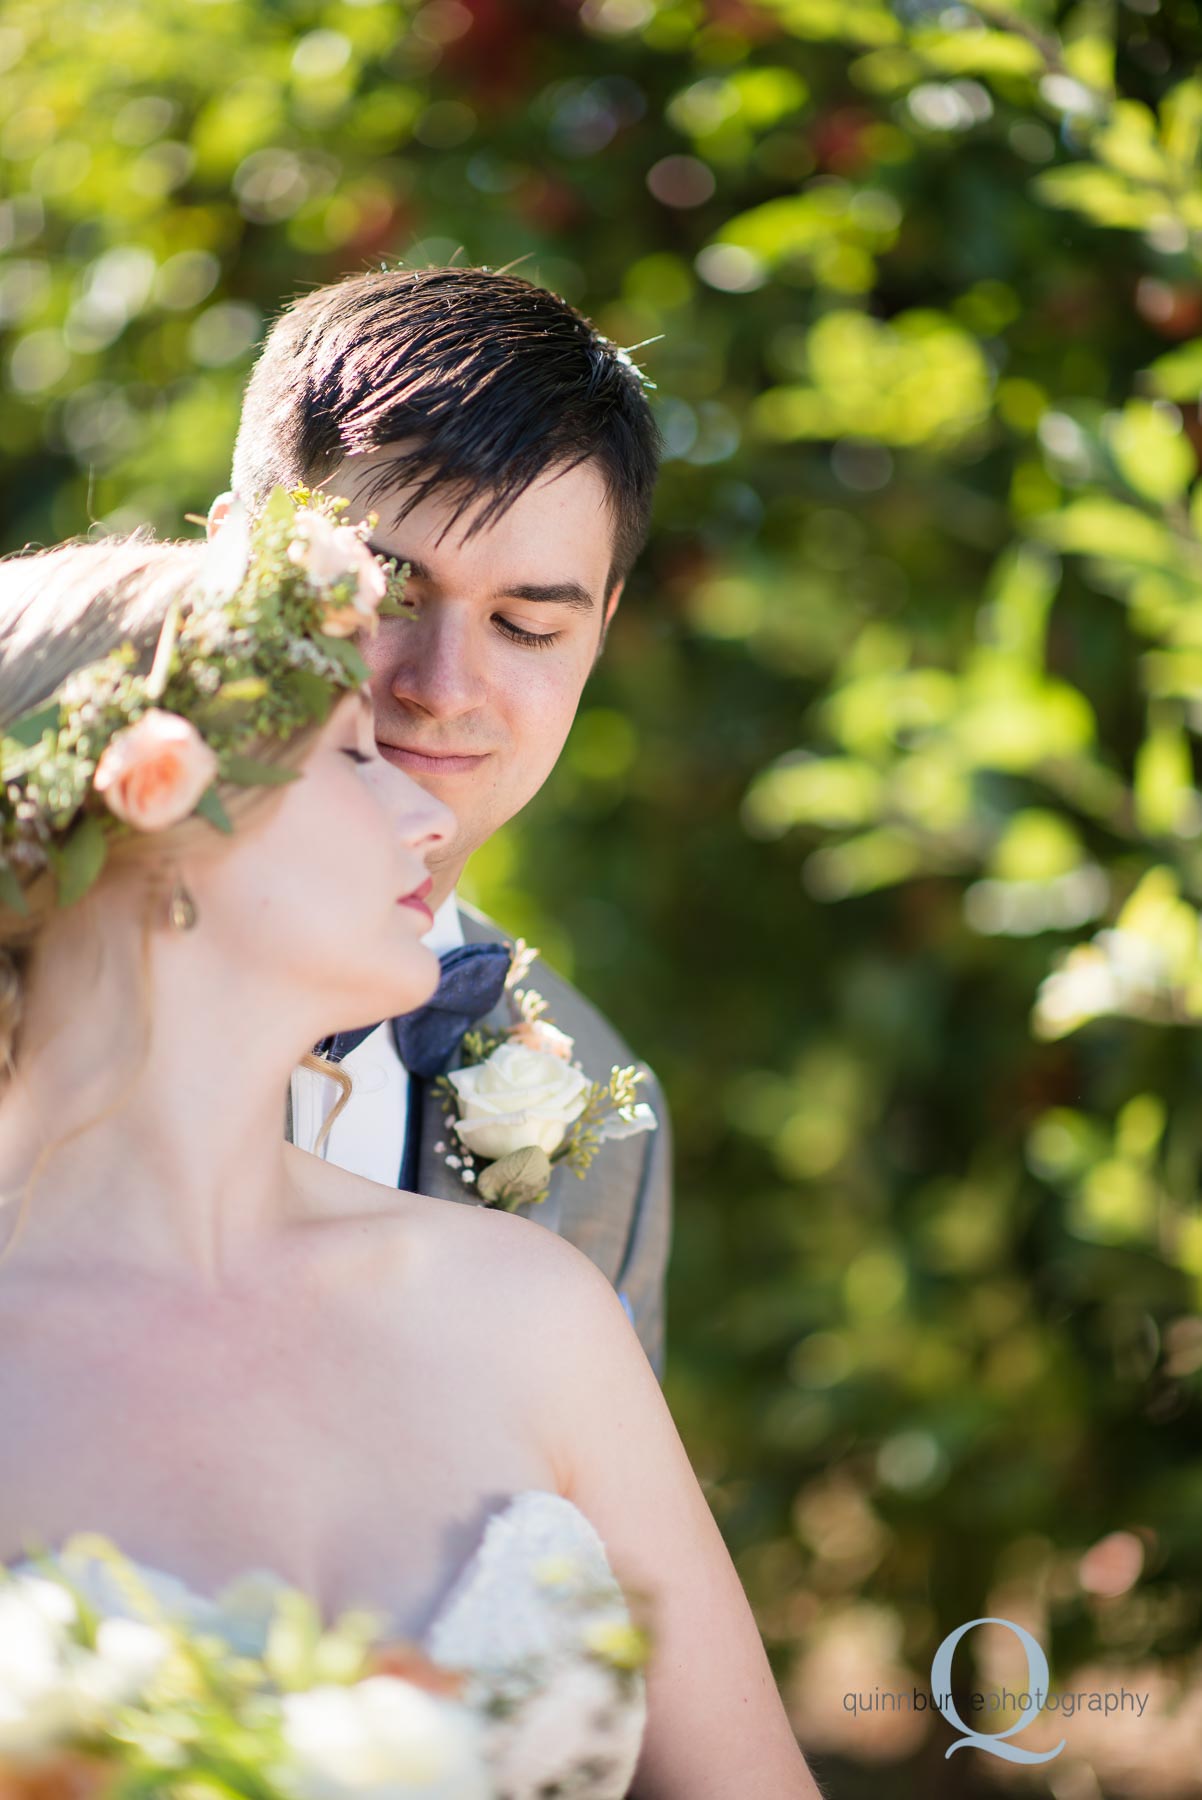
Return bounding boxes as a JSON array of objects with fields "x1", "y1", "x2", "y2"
[
  {"x1": 207, "y1": 492, "x2": 234, "y2": 540},
  {"x1": 597, "y1": 579, "x2": 624, "y2": 653},
  {"x1": 591, "y1": 581, "x2": 623, "y2": 669}
]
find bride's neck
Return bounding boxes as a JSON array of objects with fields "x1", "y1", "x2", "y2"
[{"x1": 0, "y1": 895, "x2": 315, "y2": 1288}]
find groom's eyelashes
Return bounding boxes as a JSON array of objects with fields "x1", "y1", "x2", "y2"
[{"x1": 494, "y1": 618, "x2": 563, "y2": 649}]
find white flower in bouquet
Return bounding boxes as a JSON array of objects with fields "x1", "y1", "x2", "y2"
[
  {"x1": 0, "y1": 1577, "x2": 80, "y2": 1756},
  {"x1": 73, "y1": 1616, "x2": 170, "y2": 1706},
  {"x1": 280, "y1": 1675, "x2": 489, "y2": 1800},
  {"x1": 448, "y1": 1044, "x2": 591, "y2": 1162},
  {"x1": 0, "y1": 1575, "x2": 168, "y2": 1757}
]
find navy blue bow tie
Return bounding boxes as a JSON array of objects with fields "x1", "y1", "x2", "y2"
[{"x1": 318, "y1": 942, "x2": 512, "y2": 1078}]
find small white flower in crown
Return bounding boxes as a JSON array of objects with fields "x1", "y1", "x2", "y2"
[{"x1": 434, "y1": 940, "x2": 657, "y2": 1211}]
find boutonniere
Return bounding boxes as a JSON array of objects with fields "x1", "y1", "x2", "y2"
[{"x1": 433, "y1": 941, "x2": 657, "y2": 1211}]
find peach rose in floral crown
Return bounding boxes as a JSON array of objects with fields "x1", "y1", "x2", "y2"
[
  {"x1": 287, "y1": 510, "x2": 387, "y2": 637},
  {"x1": 93, "y1": 709, "x2": 219, "y2": 832}
]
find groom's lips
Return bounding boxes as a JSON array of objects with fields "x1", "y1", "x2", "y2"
[{"x1": 377, "y1": 741, "x2": 489, "y2": 776}]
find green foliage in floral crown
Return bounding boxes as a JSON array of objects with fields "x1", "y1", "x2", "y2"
[{"x1": 0, "y1": 488, "x2": 410, "y2": 916}]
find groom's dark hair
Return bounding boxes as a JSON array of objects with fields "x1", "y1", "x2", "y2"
[{"x1": 231, "y1": 266, "x2": 662, "y2": 596}]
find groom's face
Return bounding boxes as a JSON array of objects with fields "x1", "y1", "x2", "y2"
[{"x1": 325, "y1": 445, "x2": 623, "y2": 907}]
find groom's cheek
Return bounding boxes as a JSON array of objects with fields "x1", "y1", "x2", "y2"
[{"x1": 502, "y1": 664, "x2": 584, "y2": 792}]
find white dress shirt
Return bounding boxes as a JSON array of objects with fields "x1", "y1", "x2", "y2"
[{"x1": 289, "y1": 892, "x2": 466, "y2": 1186}]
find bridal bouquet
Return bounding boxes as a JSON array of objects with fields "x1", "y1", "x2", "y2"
[{"x1": 0, "y1": 1535, "x2": 648, "y2": 1800}]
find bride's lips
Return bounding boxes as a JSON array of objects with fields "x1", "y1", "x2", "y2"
[
  {"x1": 377, "y1": 741, "x2": 489, "y2": 776},
  {"x1": 398, "y1": 875, "x2": 434, "y2": 928}
]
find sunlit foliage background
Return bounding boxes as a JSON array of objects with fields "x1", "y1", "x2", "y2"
[{"x1": 5, "y1": 1, "x2": 1202, "y2": 1792}]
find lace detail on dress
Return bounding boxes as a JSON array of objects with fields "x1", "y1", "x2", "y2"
[
  {"x1": 428, "y1": 1492, "x2": 645, "y2": 1799},
  {"x1": 11, "y1": 1492, "x2": 646, "y2": 1800}
]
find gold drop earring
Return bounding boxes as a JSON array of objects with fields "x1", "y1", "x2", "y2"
[{"x1": 167, "y1": 874, "x2": 198, "y2": 932}]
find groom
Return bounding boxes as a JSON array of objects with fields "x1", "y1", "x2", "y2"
[{"x1": 215, "y1": 266, "x2": 671, "y2": 1376}]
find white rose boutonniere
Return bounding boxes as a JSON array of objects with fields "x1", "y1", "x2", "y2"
[
  {"x1": 449, "y1": 1044, "x2": 591, "y2": 1161},
  {"x1": 435, "y1": 941, "x2": 657, "y2": 1210}
]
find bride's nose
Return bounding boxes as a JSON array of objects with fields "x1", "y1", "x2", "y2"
[{"x1": 399, "y1": 787, "x2": 456, "y2": 856}]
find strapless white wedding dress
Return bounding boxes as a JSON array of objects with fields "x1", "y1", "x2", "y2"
[{"x1": 16, "y1": 1491, "x2": 647, "y2": 1799}]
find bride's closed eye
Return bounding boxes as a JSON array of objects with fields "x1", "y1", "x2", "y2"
[{"x1": 342, "y1": 748, "x2": 373, "y2": 765}]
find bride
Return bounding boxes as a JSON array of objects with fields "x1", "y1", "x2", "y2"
[{"x1": 0, "y1": 503, "x2": 821, "y2": 1798}]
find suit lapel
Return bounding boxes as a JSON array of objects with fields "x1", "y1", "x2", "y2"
[{"x1": 413, "y1": 1072, "x2": 476, "y2": 1204}]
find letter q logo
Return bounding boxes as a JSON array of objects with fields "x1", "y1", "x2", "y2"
[{"x1": 931, "y1": 1617, "x2": 1065, "y2": 1764}]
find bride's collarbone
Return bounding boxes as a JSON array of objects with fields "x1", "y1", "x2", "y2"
[
  {"x1": 0, "y1": 1201, "x2": 538, "y2": 1434},
  {"x1": 0, "y1": 1214, "x2": 558, "y2": 1629}
]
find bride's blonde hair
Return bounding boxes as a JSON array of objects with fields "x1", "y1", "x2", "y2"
[{"x1": 0, "y1": 536, "x2": 351, "y2": 1243}]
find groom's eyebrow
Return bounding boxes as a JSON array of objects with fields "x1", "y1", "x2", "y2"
[
  {"x1": 368, "y1": 544, "x2": 595, "y2": 612},
  {"x1": 495, "y1": 578, "x2": 595, "y2": 611}
]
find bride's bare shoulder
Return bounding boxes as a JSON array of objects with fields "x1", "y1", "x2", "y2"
[
  {"x1": 284, "y1": 1145, "x2": 598, "y2": 1311},
  {"x1": 287, "y1": 1160, "x2": 637, "y2": 1463},
  {"x1": 402, "y1": 1182, "x2": 600, "y2": 1308}
]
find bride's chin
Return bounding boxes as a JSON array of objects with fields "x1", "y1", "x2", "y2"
[
  {"x1": 391, "y1": 940, "x2": 441, "y2": 1008},
  {"x1": 325, "y1": 942, "x2": 438, "y2": 1027}
]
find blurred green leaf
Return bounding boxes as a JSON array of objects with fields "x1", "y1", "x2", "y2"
[
  {"x1": 1105, "y1": 400, "x2": 1196, "y2": 505},
  {"x1": 46, "y1": 812, "x2": 106, "y2": 907}
]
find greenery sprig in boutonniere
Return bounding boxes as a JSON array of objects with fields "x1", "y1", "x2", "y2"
[{"x1": 434, "y1": 942, "x2": 657, "y2": 1211}]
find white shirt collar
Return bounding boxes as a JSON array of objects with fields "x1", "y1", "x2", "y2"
[
  {"x1": 288, "y1": 888, "x2": 468, "y2": 1172},
  {"x1": 425, "y1": 890, "x2": 465, "y2": 955}
]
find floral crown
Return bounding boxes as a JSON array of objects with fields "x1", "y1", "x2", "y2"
[{"x1": 0, "y1": 488, "x2": 409, "y2": 916}]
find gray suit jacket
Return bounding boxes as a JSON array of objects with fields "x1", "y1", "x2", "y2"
[{"x1": 288, "y1": 903, "x2": 672, "y2": 1378}]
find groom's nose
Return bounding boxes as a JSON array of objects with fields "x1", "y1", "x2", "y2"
[{"x1": 382, "y1": 599, "x2": 489, "y2": 720}]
